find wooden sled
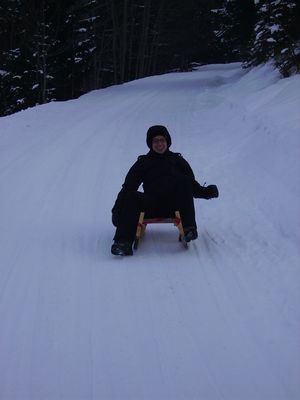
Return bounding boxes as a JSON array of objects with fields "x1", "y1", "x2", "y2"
[{"x1": 133, "y1": 210, "x2": 188, "y2": 250}]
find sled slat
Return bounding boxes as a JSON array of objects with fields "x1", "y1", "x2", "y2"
[{"x1": 134, "y1": 210, "x2": 188, "y2": 250}]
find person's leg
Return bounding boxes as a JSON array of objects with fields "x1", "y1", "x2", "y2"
[
  {"x1": 142, "y1": 176, "x2": 197, "y2": 229},
  {"x1": 143, "y1": 177, "x2": 197, "y2": 242},
  {"x1": 173, "y1": 176, "x2": 198, "y2": 241},
  {"x1": 113, "y1": 191, "x2": 146, "y2": 244},
  {"x1": 173, "y1": 176, "x2": 196, "y2": 227},
  {"x1": 112, "y1": 191, "x2": 159, "y2": 255}
]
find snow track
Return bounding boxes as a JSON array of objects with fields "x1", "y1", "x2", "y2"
[{"x1": 0, "y1": 63, "x2": 300, "y2": 399}]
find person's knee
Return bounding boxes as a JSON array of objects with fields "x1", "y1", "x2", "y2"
[
  {"x1": 123, "y1": 190, "x2": 140, "y2": 202},
  {"x1": 122, "y1": 191, "x2": 146, "y2": 211}
]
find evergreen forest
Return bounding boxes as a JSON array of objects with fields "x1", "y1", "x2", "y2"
[{"x1": 1, "y1": 0, "x2": 299, "y2": 116}]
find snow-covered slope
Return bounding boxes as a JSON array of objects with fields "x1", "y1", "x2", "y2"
[{"x1": 0, "y1": 63, "x2": 300, "y2": 400}]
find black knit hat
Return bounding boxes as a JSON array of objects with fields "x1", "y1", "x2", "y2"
[{"x1": 146, "y1": 125, "x2": 172, "y2": 149}]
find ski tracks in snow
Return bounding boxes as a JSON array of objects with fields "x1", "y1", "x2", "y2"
[{"x1": 1, "y1": 63, "x2": 299, "y2": 399}]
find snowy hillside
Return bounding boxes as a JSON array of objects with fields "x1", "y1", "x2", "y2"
[{"x1": 0, "y1": 63, "x2": 300, "y2": 400}]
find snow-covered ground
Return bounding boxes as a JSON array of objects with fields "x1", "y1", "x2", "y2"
[{"x1": 0, "y1": 62, "x2": 299, "y2": 400}]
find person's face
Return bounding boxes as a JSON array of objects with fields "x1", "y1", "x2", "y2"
[{"x1": 152, "y1": 135, "x2": 167, "y2": 154}]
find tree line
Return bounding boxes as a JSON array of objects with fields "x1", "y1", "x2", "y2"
[{"x1": 0, "y1": 0, "x2": 299, "y2": 116}]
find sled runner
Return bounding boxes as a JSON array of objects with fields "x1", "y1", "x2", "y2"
[{"x1": 134, "y1": 210, "x2": 188, "y2": 250}]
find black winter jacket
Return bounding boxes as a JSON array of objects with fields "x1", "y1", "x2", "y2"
[{"x1": 112, "y1": 150, "x2": 212, "y2": 216}]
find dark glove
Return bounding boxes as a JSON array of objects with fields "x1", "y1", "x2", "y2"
[{"x1": 203, "y1": 184, "x2": 219, "y2": 199}]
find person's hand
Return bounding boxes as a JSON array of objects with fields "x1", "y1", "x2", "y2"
[{"x1": 203, "y1": 184, "x2": 219, "y2": 199}]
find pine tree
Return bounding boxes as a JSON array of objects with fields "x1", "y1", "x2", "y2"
[
  {"x1": 69, "y1": 0, "x2": 102, "y2": 95},
  {"x1": 159, "y1": 0, "x2": 222, "y2": 71},
  {"x1": 29, "y1": 0, "x2": 59, "y2": 104},
  {"x1": 211, "y1": 0, "x2": 256, "y2": 62},
  {"x1": 0, "y1": 0, "x2": 64, "y2": 114},
  {"x1": 249, "y1": 0, "x2": 300, "y2": 76},
  {"x1": 0, "y1": 0, "x2": 28, "y2": 115},
  {"x1": 271, "y1": 0, "x2": 300, "y2": 76}
]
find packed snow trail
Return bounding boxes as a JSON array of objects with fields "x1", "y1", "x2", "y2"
[{"x1": 0, "y1": 63, "x2": 300, "y2": 400}]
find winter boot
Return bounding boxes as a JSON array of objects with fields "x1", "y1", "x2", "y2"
[
  {"x1": 184, "y1": 226, "x2": 198, "y2": 242},
  {"x1": 111, "y1": 241, "x2": 133, "y2": 256}
]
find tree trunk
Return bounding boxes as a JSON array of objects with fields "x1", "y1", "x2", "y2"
[
  {"x1": 108, "y1": 0, "x2": 119, "y2": 84},
  {"x1": 120, "y1": 0, "x2": 128, "y2": 83},
  {"x1": 136, "y1": 0, "x2": 151, "y2": 79}
]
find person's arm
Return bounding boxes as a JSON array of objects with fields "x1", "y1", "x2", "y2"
[{"x1": 178, "y1": 155, "x2": 219, "y2": 200}]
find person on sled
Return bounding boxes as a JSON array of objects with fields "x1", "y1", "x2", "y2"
[{"x1": 111, "y1": 125, "x2": 219, "y2": 256}]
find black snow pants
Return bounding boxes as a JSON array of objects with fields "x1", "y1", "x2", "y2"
[{"x1": 113, "y1": 175, "x2": 196, "y2": 244}]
